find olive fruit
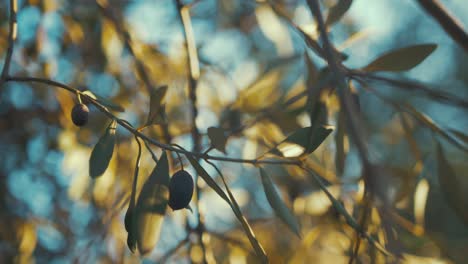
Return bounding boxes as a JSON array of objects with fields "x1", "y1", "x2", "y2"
[
  {"x1": 168, "y1": 170, "x2": 194, "y2": 210},
  {"x1": 71, "y1": 103, "x2": 89, "y2": 126}
]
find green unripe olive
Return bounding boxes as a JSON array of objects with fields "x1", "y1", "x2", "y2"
[
  {"x1": 71, "y1": 103, "x2": 89, "y2": 127},
  {"x1": 168, "y1": 170, "x2": 194, "y2": 210}
]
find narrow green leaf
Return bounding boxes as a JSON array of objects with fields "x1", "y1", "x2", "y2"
[
  {"x1": 146, "y1": 85, "x2": 168, "y2": 125},
  {"x1": 362, "y1": 44, "x2": 437, "y2": 72},
  {"x1": 437, "y1": 143, "x2": 468, "y2": 225},
  {"x1": 190, "y1": 158, "x2": 268, "y2": 262},
  {"x1": 186, "y1": 156, "x2": 231, "y2": 205},
  {"x1": 205, "y1": 160, "x2": 268, "y2": 262},
  {"x1": 305, "y1": 168, "x2": 391, "y2": 255},
  {"x1": 126, "y1": 136, "x2": 142, "y2": 253},
  {"x1": 223, "y1": 179, "x2": 269, "y2": 263},
  {"x1": 449, "y1": 129, "x2": 468, "y2": 145},
  {"x1": 207, "y1": 127, "x2": 228, "y2": 153},
  {"x1": 403, "y1": 104, "x2": 468, "y2": 152},
  {"x1": 127, "y1": 231, "x2": 137, "y2": 253},
  {"x1": 89, "y1": 120, "x2": 117, "y2": 178},
  {"x1": 404, "y1": 104, "x2": 441, "y2": 133},
  {"x1": 335, "y1": 112, "x2": 346, "y2": 176},
  {"x1": 135, "y1": 152, "x2": 170, "y2": 255},
  {"x1": 325, "y1": 0, "x2": 353, "y2": 27},
  {"x1": 259, "y1": 168, "x2": 301, "y2": 237}
]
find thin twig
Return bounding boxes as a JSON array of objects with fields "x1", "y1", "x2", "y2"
[
  {"x1": 305, "y1": 2, "x2": 375, "y2": 263},
  {"x1": 143, "y1": 140, "x2": 159, "y2": 163},
  {"x1": 415, "y1": 0, "x2": 468, "y2": 52},
  {"x1": 96, "y1": 1, "x2": 173, "y2": 144},
  {"x1": 175, "y1": 0, "x2": 201, "y2": 153},
  {"x1": 6, "y1": 76, "x2": 301, "y2": 166},
  {"x1": 306, "y1": 0, "x2": 369, "y2": 165},
  {"x1": 353, "y1": 78, "x2": 468, "y2": 152},
  {"x1": 301, "y1": 166, "x2": 390, "y2": 257},
  {"x1": 0, "y1": 0, "x2": 17, "y2": 81},
  {"x1": 350, "y1": 71, "x2": 468, "y2": 109},
  {"x1": 349, "y1": 187, "x2": 370, "y2": 264},
  {"x1": 267, "y1": 0, "x2": 325, "y2": 58}
]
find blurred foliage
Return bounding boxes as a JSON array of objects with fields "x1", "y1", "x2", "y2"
[{"x1": 0, "y1": 0, "x2": 467, "y2": 263}]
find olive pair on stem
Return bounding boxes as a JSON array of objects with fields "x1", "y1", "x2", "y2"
[{"x1": 71, "y1": 103, "x2": 194, "y2": 209}]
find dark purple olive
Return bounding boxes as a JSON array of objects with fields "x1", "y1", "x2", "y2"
[
  {"x1": 71, "y1": 103, "x2": 89, "y2": 127},
  {"x1": 168, "y1": 170, "x2": 194, "y2": 210}
]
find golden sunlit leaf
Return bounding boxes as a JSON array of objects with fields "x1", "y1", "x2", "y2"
[
  {"x1": 135, "y1": 151, "x2": 170, "y2": 255},
  {"x1": 236, "y1": 71, "x2": 281, "y2": 113},
  {"x1": 272, "y1": 125, "x2": 334, "y2": 157},
  {"x1": 255, "y1": 4, "x2": 294, "y2": 56},
  {"x1": 414, "y1": 178, "x2": 429, "y2": 229}
]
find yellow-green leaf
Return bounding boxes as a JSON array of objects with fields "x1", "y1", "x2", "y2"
[
  {"x1": 361, "y1": 44, "x2": 437, "y2": 72},
  {"x1": 272, "y1": 125, "x2": 334, "y2": 157},
  {"x1": 146, "y1": 85, "x2": 168, "y2": 125},
  {"x1": 207, "y1": 127, "x2": 228, "y2": 153},
  {"x1": 325, "y1": 0, "x2": 353, "y2": 27},
  {"x1": 89, "y1": 120, "x2": 117, "y2": 178},
  {"x1": 135, "y1": 151, "x2": 170, "y2": 255},
  {"x1": 260, "y1": 168, "x2": 301, "y2": 237}
]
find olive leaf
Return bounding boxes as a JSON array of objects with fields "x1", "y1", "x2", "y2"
[
  {"x1": 207, "y1": 127, "x2": 228, "y2": 153},
  {"x1": 125, "y1": 136, "x2": 143, "y2": 253},
  {"x1": 126, "y1": 231, "x2": 137, "y2": 253},
  {"x1": 437, "y1": 143, "x2": 468, "y2": 225},
  {"x1": 449, "y1": 129, "x2": 468, "y2": 145},
  {"x1": 81, "y1": 90, "x2": 125, "y2": 112},
  {"x1": 134, "y1": 151, "x2": 170, "y2": 255},
  {"x1": 325, "y1": 0, "x2": 353, "y2": 27},
  {"x1": 187, "y1": 155, "x2": 230, "y2": 204},
  {"x1": 89, "y1": 120, "x2": 117, "y2": 178},
  {"x1": 146, "y1": 85, "x2": 168, "y2": 125},
  {"x1": 271, "y1": 125, "x2": 334, "y2": 157},
  {"x1": 335, "y1": 112, "x2": 346, "y2": 176},
  {"x1": 305, "y1": 168, "x2": 390, "y2": 255},
  {"x1": 259, "y1": 168, "x2": 301, "y2": 237},
  {"x1": 188, "y1": 157, "x2": 268, "y2": 262},
  {"x1": 402, "y1": 104, "x2": 468, "y2": 152},
  {"x1": 361, "y1": 44, "x2": 437, "y2": 72}
]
